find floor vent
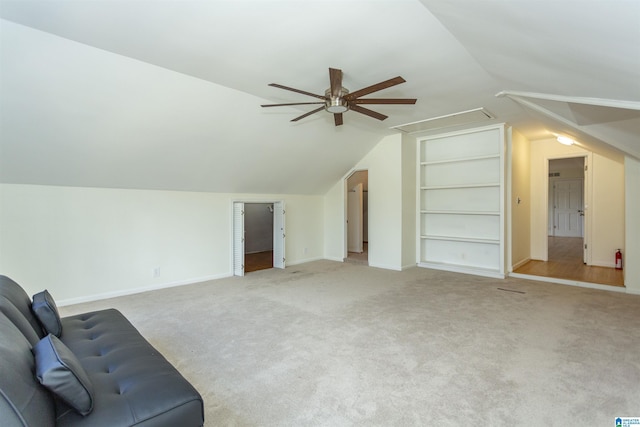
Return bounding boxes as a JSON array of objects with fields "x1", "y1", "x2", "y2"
[{"x1": 393, "y1": 107, "x2": 494, "y2": 134}]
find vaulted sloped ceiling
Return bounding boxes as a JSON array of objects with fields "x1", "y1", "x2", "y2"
[{"x1": 1, "y1": 0, "x2": 638, "y2": 194}]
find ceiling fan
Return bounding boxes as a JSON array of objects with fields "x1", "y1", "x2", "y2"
[{"x1": 261, "y1": 68, "x2": 417, "y2": 126}]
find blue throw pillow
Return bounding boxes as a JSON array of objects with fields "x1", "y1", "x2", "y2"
[
  {"x1": 33, "y1": 334, "x2": 94, "y2": 416},
  {"x1": 32, "y1": 290, "x2": 63, "y2": 337}
]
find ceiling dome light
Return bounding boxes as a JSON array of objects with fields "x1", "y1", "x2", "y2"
[
  {"x1": 557, "y1": 136, "x2": 576, "y2": 146},
  {"x1": 324, "y1": 88, "x2": 349, "y2": 114}
]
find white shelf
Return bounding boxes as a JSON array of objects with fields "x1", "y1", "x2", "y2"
[
  {"x1": 421, "y1": 210, "x2": 500, "y2": 216},
  {"x1": 417, "y1": 125, "x2": 505, "y2": 278},
  {"x1": 420, "y1": 154, "x2": 499, "y2": 166},
  {"x1": 421, "y1": 183, "x2": 499, "y2": 190},
  {"x1": 417, "y1": 261, "x2": 505, "y2": 279},
  {"x1": 420, "y1": 235, "x2": 499, "y2": 245}
]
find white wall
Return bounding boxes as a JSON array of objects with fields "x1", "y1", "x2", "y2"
[
  {"x1": 0, "y1": 184, "x2": 324, "y2": 304},
  {"x1": 353, "y1": 134, "x2": 402, "y2": 270},
  {"x1": 530, "y1": 139, "x2": 624, "y2": 267},
  {"x1": 323, "y1": 133, "x2": 413, "y2": 270},
  {"x1": 591, "y1": 154, "x2": 625, "y2": 267},
  {"x1": 624, "y1": 156, "x2": 640, "y2": 294},
  {"x1": 510, "y1": 129, "x2": 531, "y2": 270},
  {"x1": 323, "y1": 179, "x2": 345, "y2": 262}
]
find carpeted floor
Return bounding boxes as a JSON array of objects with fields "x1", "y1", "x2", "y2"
[{"x1": 60, "y1": 261, "x2": 640, "y2": 426}]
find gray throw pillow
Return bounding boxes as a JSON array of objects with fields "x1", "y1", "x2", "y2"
[
  {"x1": 32, "y1": 289, "x2": 63, "y2": 337},
  {"x1": 33, "y1": 334, "x2": 94, "y2": 416}
]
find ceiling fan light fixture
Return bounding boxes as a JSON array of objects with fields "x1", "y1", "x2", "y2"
[
  {"x1": 325, "y1": 99, "x2": 349, "y2": 114},
  {"x1": 324, "y1": 88, "x2": 349, "y2": 113}
]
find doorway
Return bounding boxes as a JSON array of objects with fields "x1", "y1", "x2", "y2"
[
  {"x1": 233, "y1": 201, "x2": 285, "y2": 276},
  {"x1": 513, "y1": 155, "x2": 623, "y2": 287},
  {"x1": 244, "y1": 203, "x2": 274, "y2": 273},
  {"x1": 346, "y1": 170, "x2": 368, "y2": 265},
  {"x1": 548, "y1": 157, "x2": 585, "y2": 264}
]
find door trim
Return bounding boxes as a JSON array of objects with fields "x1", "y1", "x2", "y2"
[
  {"x1": 232, "y1": 199, "x2": 285, "y2": 275},
  {"x1": 543, "y1": 154, "x2": 591, "y2": 264}
]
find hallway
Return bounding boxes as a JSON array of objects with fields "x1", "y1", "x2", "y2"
[{"x1": 514, "y1": 237, "x2": 623, "y2": 287}]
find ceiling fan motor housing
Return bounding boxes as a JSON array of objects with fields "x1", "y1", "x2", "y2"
[{"x1": 324, "y1": 88, "x2": 349, "y2": 113}]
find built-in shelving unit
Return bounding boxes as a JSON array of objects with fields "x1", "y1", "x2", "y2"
[{"x1": 417, "y1": 125, "x2": 505, "y2": 278}]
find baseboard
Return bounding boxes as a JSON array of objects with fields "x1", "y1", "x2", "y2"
[
  {"x1": 368, "y1": 262, "x2": 402, "y2": 271},
  {"x1": 57, "y1": 273, "x2": 232, "y2": 307},
  {"x1": 287, "y1": 256, "x2": 325, "y2": 266},
  {"x1": 511, "y1": 257, "x2": 531, "y2": 271},
  {"x1": 590, "y1": 260, "x2": 616, "y2": 269},
  {"x1": 324, "y1": 256, "x2": 345, "y2": 262},
  {"x1": 418, "y1": 262, "x2": 506, "y2": 279},
  {"x1": 401, "y1": 263, "x2": 418, "y2": 271},
  {"x1": 508, "y1": 272, "x2": 627, "y2": 293}
]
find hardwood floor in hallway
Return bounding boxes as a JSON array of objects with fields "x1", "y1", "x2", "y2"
[{"x1": 514, "y1": 236, "x2": 624, "y2": 287}]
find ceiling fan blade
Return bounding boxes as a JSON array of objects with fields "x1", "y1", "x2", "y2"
[
  {"x1": 344, "y1": 76, "x2": 406, "y2": 100},
  {"x1": 268, "y1": 83, "x2": 326, "y2": 100},
  {"x1": 261, "y1": 102, "x2": 325, "y2": 107},
  {"x1": 334, "y1": 113, "x2": 343, "y2": 126},
  {"x1": 349, "y1": 104, "x2": 388, "y2": 121},
  {"x1": 291, "y1": 106, "x2": 325, "y2": 122},
  {"x1": 351, "y1": 98, "x2": 417, "y2": 105},
  {"x1": 329, "y1": 68, "x2": 343, "y2": 98}
]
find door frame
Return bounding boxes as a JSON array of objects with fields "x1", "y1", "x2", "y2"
[
  {"x1": 343, "y1": 169, "x2": 368, "y2": 261},
  {"x1": 347, "y1": 183, "x2": 364, "y2": 253},
  {"x1": 543, "y1": 154, "x2": 592, "y2": 264},
  {"x1": 232, "y1": 199, "x2": 285, "y2": 276}
]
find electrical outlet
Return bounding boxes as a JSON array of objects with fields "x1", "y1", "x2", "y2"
[
  {"x1": 152, "y1": 267, "x2": 161, "y2": 278},
  {"x1": 303, "y1": 247, "x2": 308, "y2": 255}
]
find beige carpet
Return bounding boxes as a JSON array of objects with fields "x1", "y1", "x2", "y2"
[{"x1": 60, "y1": 261, "x2": 640, "y2": 426}]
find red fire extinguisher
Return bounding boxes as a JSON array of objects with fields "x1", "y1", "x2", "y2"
[{"x1": 615, "y1": 249, "x2": 623, "y2": 270}]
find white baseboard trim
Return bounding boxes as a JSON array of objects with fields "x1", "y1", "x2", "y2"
[
  {"x1": 418, "y1": 262, "x2": 506, "y2": 279},
  {"x1": 511, "y1": 257, "x2": 531, "y2": 271},
  {"x1": 287, "y1": 256, "x2": 325, "y2": 266},
  {"x1": 324, "y1": 256, "x2": 345, "y2": 262},
  {"x1": 508, "y1": 272, "x2": 627, "y2": 293},
  {"x1": 57, "y1": 273, "x2": 232, "y2": 307},
  {"x1": 368, "y1": 262, "x2": 402, "y2": 271}
]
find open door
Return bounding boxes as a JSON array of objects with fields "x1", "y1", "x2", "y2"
[
  {"x1": 233, "y1": 202, "x2": 245, "y2": 276},
  {"x1": 273, "y1": 201, "x2": 286, "y2": 269},
  {"x1": 582, "y1": 158, "x2": 588, "y2": 264},
  {"x1": 347, "y1": 183, "x2": 363, "y2": 253}
]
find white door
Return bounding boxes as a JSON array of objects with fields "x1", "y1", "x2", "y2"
[
  {"x1": 582, "y1": 162, "x2": 588, "y2": 263},
  {"x1": 233, "y1": 202, "x2": 245, "y2": 276},
  {"x1": 273, "y1": 201, "x2": 285, "y2": 269},
  {"x1": 347, "y1": 183, "x2": 363, "y2": 253},
  {"x1": 553, "y1": 179, "x2": 583, "y2": 237}
]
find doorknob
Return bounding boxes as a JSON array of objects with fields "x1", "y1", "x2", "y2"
[{"x1": 578, "y1": 209, "x2": 584, "y2": 216}]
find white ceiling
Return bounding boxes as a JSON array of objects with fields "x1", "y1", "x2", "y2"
[{"x1": 1, "y1": 0, "x2": 639, "y2": 194}]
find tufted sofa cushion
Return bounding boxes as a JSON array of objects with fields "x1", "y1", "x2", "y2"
[{"x1": 56, "y1": 309, "x2": 204, "y2": 427}]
